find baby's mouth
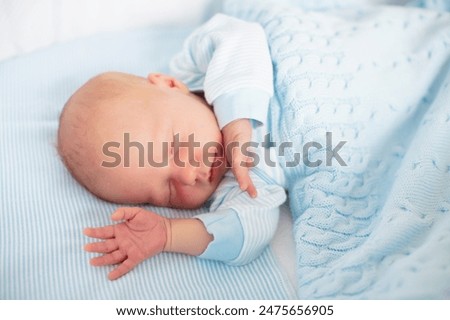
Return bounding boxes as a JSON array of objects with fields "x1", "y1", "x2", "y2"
[{"x1": 208, "y1": 158, "x2": 215, "y2": 183}]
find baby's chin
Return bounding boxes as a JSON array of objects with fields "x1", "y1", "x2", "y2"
[{"x1": 168, "y1": 191, "x2": 213, "y2": 210}]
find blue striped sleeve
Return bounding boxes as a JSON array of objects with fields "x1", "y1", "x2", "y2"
[
  {"x1": 195, "y1": 209, "x2": 244, "y2": 262},
  {"x1": 194, "y1": 172, "x2": 287, "y2": 266},
  {"x1": 213, "y1": 88, "x2": 270, "y2": 129}
]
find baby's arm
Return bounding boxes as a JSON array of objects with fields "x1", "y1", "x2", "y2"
[
  {"x1": 195, "y1": 173, "x2": 287, "y2": 265},
  {"x1": 84, "y1": 207, "x2": 213, "y2": 280},
  {"x1": 170, "y1": 14, "x2": 273, "y2": 197}
]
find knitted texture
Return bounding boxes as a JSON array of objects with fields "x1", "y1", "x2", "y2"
[{"x1": 225, "y1": 0, "x2": 450, "y2": 298}]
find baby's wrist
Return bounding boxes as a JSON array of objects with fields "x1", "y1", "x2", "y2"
[{"x1": 161, "y1": 218, "x2": 213, "y2": 256}]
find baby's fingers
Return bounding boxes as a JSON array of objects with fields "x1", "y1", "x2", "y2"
[
  {"x1": 244, "y1": 178, "x2": 257, "y2": 198},
  {"x1": 90, "y1": 250, "x2": 126, "y2": 267},
  {"x1": 108, "y1": 259, "x2": 138, "y2": 281},
  {"x1": 232, "y1": 161, "x2": 257, "y2": 198},
  {"x1": 84, "y1": 226, "x2": 115, "y2": 239},
  {"x1": 111, "y1": 207, "x2": 143, "y2": 222},
  {"x1": 84, "y1": 239, "x2": 118, "y2": 254}
]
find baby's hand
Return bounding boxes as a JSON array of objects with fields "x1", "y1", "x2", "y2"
[
  {"x1": 222, "y1": 119, "x2": 257, "y2": 198},
  {"x1": 84, "y1": 207, "x2": 169, "y2": 280}
]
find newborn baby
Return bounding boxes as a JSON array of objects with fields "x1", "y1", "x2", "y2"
[{"x1": 58, "y1": 14, "x2": 286, "y2": 280}]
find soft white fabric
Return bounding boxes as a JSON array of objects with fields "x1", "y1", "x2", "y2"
[{"x1": 0, "y1": 0, "x2": 221, "y2": 61}]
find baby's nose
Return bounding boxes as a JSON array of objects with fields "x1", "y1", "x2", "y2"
[
  {"x1": 174, "y1": 164, "x2": 210, "y2": 186},
  {"x1": 196, "y1": 168, "x2": 210, "y2": 183},
  {"x1": 176, "y1": 167, "x2": 197, "y2": 186}
]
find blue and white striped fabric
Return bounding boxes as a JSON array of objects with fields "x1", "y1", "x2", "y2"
[
  {"x1": 197, "y1": 167, "x2": 287, "y2": 265},
  {"x1": 0, "y1": 26, "x2": 295, "y2": 299}
]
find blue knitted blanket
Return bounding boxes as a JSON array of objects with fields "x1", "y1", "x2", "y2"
[{"x1": 226, "y1": 0, "x2": 450, "y2": 298}]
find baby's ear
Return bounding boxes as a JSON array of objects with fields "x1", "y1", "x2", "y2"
[{"x1": 147, "y1": 73, "x2": 189, "y2": 93}]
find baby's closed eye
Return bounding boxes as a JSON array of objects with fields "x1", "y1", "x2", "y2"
[{"x1": 167, "y1": 179, "x2": 174, "y2": 207}]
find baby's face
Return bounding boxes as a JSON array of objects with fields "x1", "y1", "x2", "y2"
[{"x1": 89, "y1": 73, "x2": 228, "y2": 208}]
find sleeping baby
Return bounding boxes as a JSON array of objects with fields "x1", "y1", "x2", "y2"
[
  {"x1": 58, "y1": 14, "x2": 288, "y2": 280},
  {"x1": 58, "y1": 0, "x2": 450, "y2": 298}
]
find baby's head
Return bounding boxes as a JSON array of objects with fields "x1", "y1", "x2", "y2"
[{"x1": 58, "y1": 72, "x2": 227, "y2": 209}]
